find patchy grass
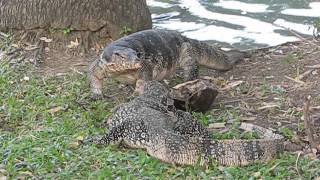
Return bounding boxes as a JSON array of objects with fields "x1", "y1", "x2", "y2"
[
  {"x1": 0, "y1": 60, "x2": 319, "y2": 179},
  {"x1": 119, "y1": 26, "x2": 133, "y2": 36},
  {"x1": 1, "y1": 35, "x2": 320, "y2": 179}
]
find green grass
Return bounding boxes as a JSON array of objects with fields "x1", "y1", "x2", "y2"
[
  {"x1": 0, "y1": 56, "x2": 320, "y2": 179},
  {"x1": 62, "y1": 27, "x2": 74, "y2": 35},
  {"x1": 119, "y1": 26, "x2": 133, "y2": 36},
  {"x1": 313, "y1": 18, "x2": 320, "y2": 38}
]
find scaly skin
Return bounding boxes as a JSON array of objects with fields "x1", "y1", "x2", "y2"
[
  {"x1": 88, "y1": 29, "x2": 250, "y2": 99},
  {"x1": 88, "y1": 81, "x2": 284, "y2": 166}
]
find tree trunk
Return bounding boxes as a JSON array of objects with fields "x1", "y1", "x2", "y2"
[{"x1": 0, "y1": 0, "x2": 152, "y2": 50}]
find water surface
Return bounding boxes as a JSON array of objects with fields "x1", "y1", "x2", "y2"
[{"x1": 147, "y1": 0, "x2": 320, "y2": 49}]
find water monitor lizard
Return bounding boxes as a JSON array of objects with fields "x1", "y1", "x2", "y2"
[
  {"x1": 87, "y1": 81, "x2": 284, "y2": 166},
  {"x1": 88, "y1": 29, "x2": 250, "y2": 99}
]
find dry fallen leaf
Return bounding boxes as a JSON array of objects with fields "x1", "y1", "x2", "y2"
[
  {"x1": 68, "y1": 136, "x2": 85, "y2": 149},
  {"x1": 220, "y1": 80, "x2": 244, "y2": 90},
  {"x1": 39, "y1": 37, "x2": 53, "y2": 43},
  {"x1": 240, "y1": 117, "x2": 256, "y2": 121},
  {"x1": 47, "y1": 106, "x2": 64, "y2": 113},
  {"x1": 208, "y1": 123, "x2": 226, "y2": 129},
  {"x1": 252, "y1": 171, "x2": 261, "y2": 178},
  {"x1": 76, "y1": 135, "x2": 84, "y2": 141},
  {"x1": 67, "y1": 39, "x2": 79, "y2": 49},
  {"x1": 68, "y1": 142, "x2": 79, "y2": 149},
  {"x1": 23, "y1": 76, "x2": 30, "y2": 81},
  {"x1": 258, "y1": 102, "x2": 280, "y2": 110},
  {"x1": 0, "y1": 168, "x2": 7, "y2": 180},
  {"x1": 201, "y1": 76, "x2": 216, "y2": 81},
  {"x1": 11, "y1": 44, "x2": 19, "y2": 48},
  {"x1": 18, "y1": 171, "x2": 33, "y2": 177},
  {"x1": 306, "y1": 64, "x2": 320, "y2": 69}
]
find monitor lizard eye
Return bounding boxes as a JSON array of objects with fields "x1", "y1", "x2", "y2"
[
  {"x1": 114, "y1": 52, "x2": 121, "y2": 57},
  {"x1": 113, "y1": 52, "x2": 126, "y2": 59}
]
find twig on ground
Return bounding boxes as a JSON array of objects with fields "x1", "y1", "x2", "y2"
[
  {"x1": 0, "y1": 31, "x2": 9, "y2": 38},
  {"x1": 297, "y1": 70, "x2": 313, "y2": 80},
  {"x1": 220, "y1": 80, "x2": 244, "y2": 91},
  {"x1": 311, "y1": 106, "x2": 320, "y2": 110},
  {"x1": 295, "y1": 151, "x2": 302, "y2": 179},
  {"x1": 285, "y1": 76, "x2": 305, "y2": 84},
  {"x1": 74, "y1": 63, "x2": 88, "y2": 66},
  {"x1": 306, "y1": 64, "x2": 320, "y2": 69},
  {"x1": 70, "y1": 67, "x2": 83, "y2": 75},
  {"x1": 278, "y1": 25, "x2": 318, "y2": 46},
  {"x1": 24, "y1": 46, "x2": 39, "y2": 51},
  {"x1": 258, "y1": 102, "x2": 280, "y2": 110},
  {"x1": 303, "y1": 95, "x2": 320, "y2": 151}
]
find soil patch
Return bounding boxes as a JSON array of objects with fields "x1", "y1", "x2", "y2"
[
  {"x1": 202, "y1": 39, "x2": 320, "y2": 145},
  {"x1": 38, "y1": 49, "x2": 96, "y2": 76}
]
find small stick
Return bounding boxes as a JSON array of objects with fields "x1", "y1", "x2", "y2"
[
  {"x1": 297, "y1": 70, "x2": 313, "y2": 80},
  {"x1": 287, "y1": 29, "x2": 308, "y2": 42},
  {"x1": 311, "y1": 106, "x2": 320, "y2": 110},
  {"x1": 295, "y1": 151, "x2": 302, "y2": 179},
  {"x1": 73, "y1": 63, "x2": 88, "y2": 66},
  {"x1": 288, "y1": 28, "x2": 317, "y2": 46},
  {"x1": 285, "y1": 76, "x2": 305, "y2": 84},
  {"x1": 306, "y1": 64, "x2": 320, "y2": 69},
  {"x1": 303, "y1": 95, "x2": 319, "y2": 151},
  {"x1": 274, "y1": 24, "x2": 318, "y2": 46}
]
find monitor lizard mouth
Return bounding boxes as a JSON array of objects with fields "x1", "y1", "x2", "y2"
[
  {"x1": 103, "y1": 62, "x2": 142, "y2": 74},
  {"x1": 102, "y1": 62, "x2": 142, "y2": 85}
]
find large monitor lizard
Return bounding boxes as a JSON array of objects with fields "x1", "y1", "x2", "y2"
[
  {"x1": 87, "y1": 81, "x2": 284, "y2": 166},
  {"x1": 88, "y1": 29, "x2": 250, "y2": 99}
]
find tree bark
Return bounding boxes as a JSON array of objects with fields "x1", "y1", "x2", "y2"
[{"x1": 0, "y1": 0, "x2": 152, "y2": 49}]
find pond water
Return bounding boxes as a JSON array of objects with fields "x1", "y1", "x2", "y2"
[{"x1": 147, "y1": 0, "x2": 320, "y2": 49}]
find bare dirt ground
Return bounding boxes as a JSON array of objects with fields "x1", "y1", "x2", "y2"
[
  {"x1": 38, "y1": 51, "x2": 91, "y2": 75},
  {"x1": 203, "y1": 39, "x2": 320, "y2": 149},
  {"x1": 37, "y1": 48, "x2": 97, "y2": 76}
]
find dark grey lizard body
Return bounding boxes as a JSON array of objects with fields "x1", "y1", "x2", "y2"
[
  {"x1": 88, "y1": 81, "x2": 284, "y2": 166},
  {"x1": 88, "y1": 29, "x2": 249, "y2": 98}
]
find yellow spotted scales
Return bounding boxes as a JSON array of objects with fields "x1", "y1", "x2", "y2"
[{"x1": 87, "y1": 81, "x2": 284, "y2": 166}]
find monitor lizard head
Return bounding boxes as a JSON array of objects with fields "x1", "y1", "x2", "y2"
[
  {"x1": 100, "y1": 47, "x2": 142, "y2": 73},
  {"x1": 111, "y1": 48, "x2": 140, "y2": 64}
]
